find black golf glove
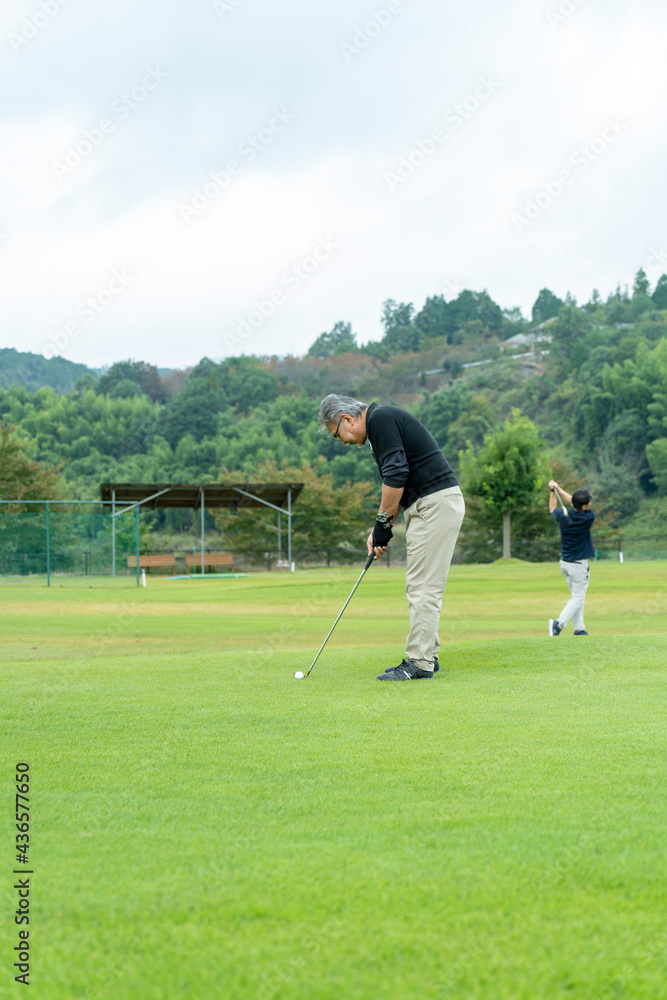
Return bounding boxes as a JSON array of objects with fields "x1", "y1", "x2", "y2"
[{"x1": 372, "y1": 520, "x2": 393, "y2": 548}]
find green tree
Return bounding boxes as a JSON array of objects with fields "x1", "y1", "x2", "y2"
[
  {"x1": 380, "y1": 300, "x2": 420, "y2": 354},
  {"x1": 161, "y1": 359, "x2": 228, "y2": 448},
  {"x1": 96, "y1": 360, "x2": 166, "y2": 402},
  {"x1": 605, "y1": 284, "x2": 633, "y2": 324},
  {"x1": 647, "y1": 438, "x2": 667, "y2": 494},
  {"x1": 0, "y1": 425, "x2": 61, "y2": 504},
  {"x1": 416, "y1": 385, "x2": 470, "y2": 449},
  {"x1": 0, "y1": 347, "x2": 91, "y2": 394},
  {"x1": 415, "y1": 295, "x2": 450, "y2": 342},
  {"x1": 549, "y1": 305, "x2": 593, "y2": 373},
  {"x1": 445, "y1": 395, "x2": 495, "y2": 457},
  {"x1": 584, "y1": 288, "x2": 603, "y2": 313},
  {"x1": 633, "y1": 267, "x2": 650, "y2": 298},
  {"x1": 532, "y1": 288, "x2": 564, "y2": 325},
  {"x1": 652, "y1": 274, "x2": 667, "y2": 310},
  {"x1": 591, "y1": 448, "x2": 646, "y2": 525},
  {"x1": 459, "y1": 411, "x2": 548, "y2": 558},
  {"x1": 219, "y1": 356, "x2": 277, "y2": 411},
  {"x1": 501, "y1": 306, "x2": 527, "y2": 339},
  {"x1": 306, "y1": 321, "x2": 357, "y2": 359},
  {"x1": 474, "y1": 290, "x2": 504, "y2": 335}
]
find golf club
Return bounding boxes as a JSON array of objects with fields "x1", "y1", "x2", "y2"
[
  {"x1": 553, "y1": 486, "x2": 568, "y2": 512},
  {"x1": 297, "y1": 553, "x2": 375, "y2": 679}
]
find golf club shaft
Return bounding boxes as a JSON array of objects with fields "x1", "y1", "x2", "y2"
[
  {"x1": 306, "y1": 554, "x2": 375, "y2": 676},
  {"x1": 554, "y1": 487, "x2": 567, "y2": 511}
]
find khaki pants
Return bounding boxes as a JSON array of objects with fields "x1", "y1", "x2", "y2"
[
  {"x1": 404, "y1": 487, "x2": 465, "y2": 670},
  {"x1": 558, "y1": 559, "x2": 590, "y2": 633}
]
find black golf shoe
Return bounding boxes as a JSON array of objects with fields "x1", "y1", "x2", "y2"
[
  {"x1": 377, "y1": 658, "x2": 434, "y2": 681},
  {"x1": 434, "y1": 655, "x2": 440, "y2": 673},
  {"x1": 574, "y1": 630, "x2": 588, "y2": 635},
  {"x1": 548, "y1": 618, "x2": 562, "y2": 636}
]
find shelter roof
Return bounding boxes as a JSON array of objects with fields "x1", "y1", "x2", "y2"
[{"x1": 99, "y1": 482, "x2": 303, "y2": 510}]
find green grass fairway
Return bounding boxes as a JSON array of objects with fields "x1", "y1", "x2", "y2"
[{"x1": 1, "y1": 561, "x2": 667, "y2": 999}]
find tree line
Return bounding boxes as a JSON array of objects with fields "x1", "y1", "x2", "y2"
[{"x1": 1, "y1": 269, "x2": 666, "y2": 561}]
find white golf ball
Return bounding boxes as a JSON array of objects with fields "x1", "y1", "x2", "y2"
[{"x1": 294, "y1": 671, "x2": 305, "y2": 680}]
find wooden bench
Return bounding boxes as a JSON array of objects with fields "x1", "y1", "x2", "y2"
[
  {"x1": 127, "y1": 554, "x2": 176, "y2": 571},
  {"x1": 185, "y1": 552, "x2": 234, "y2": 572}
]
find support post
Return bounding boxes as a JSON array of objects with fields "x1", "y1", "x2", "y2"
[
  {"x1": 287, "y1": 489, "x2": 292, "y2": 570},
  {"x1": 46, "y1": 501, "x2": 51, "y2": 587},
  {"x1": 112, "y1": 488, "x2": 116, "y2": 577},
  {"x1": 201, "y1": 489, "x2": 205, "y2": 576},
  {"x1": 278, "y1": 511, "x2": 281, "y2": 562},
  {"x1": 135, "y1": 503, "x2": 140, "y2": 586}
]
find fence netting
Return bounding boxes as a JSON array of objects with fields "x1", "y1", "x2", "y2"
[{"x1": 0, "y1": 504, "x2": 666, "y2": 579}]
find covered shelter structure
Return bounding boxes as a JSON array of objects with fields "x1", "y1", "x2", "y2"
[{"x1": 100, "y1": 482, "x2": 304, "y2": 582}]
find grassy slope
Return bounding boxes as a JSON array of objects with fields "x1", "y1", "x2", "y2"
[{"x1": 1, "y1": 562, "x2": 666, "y2": 999}]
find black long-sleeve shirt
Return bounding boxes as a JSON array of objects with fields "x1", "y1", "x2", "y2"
[{"x1": 365, "y1": 403, "x2": 458, "y2": 509}]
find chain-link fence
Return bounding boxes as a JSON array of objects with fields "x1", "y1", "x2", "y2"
[
  {"x1": 1, "y1": 503, "x2": 665, "y2": 582},
  {"x1": 0, "y1": 502, "x2": 140, "y2": 582}
]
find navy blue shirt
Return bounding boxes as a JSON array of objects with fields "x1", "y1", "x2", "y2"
[{"x1": 553, "y1": 507, "x2": 596, "y2": 561}]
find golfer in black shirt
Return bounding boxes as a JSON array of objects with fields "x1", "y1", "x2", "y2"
[
  {"x1": 548, "y1": 480, "x2": 595, "y2": 636},
  {"x1": 318, "y1": 394, "x2": 465, "y2": 680}
]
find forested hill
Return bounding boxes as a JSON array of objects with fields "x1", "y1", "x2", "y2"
[
  {"x1": 0, "y1": 348, "x2": 93, "y2": 394},
  {"x1": 1, "y1": 271, "x2": 667, "y2": 540}
]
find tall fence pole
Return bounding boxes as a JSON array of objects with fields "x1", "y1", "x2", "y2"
[
  {"x1": 287, "y1": 489, "x2": 292, "y2": 571},
  {"x1": 135, "y1": 503, "x2": 140, "y2": 587},
  {"x1": 46, "y1": 501, "x2": 51, "y2": 587},
  {"x1": 112, "y1": 488, "x2": 116, "y2": 577},
  {"x1": 201, "y1": 489, "x2": 205, "y2": 576}
]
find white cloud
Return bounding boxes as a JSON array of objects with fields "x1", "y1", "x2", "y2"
[{"x1": 1, "y1": 0, "x2": 667, "y2": 366}]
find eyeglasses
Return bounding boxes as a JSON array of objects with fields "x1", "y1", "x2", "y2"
[{"x1": 333, "y1": 416, "x2": 343, "y2": 440}]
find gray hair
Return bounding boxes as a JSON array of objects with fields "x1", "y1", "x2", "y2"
[{"x1": 317, "y1": 394, "x2": 367, "y2": 433}]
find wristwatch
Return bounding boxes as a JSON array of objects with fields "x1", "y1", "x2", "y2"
[{"x1": 376, "y1": 511, "x2": 392, "y2": 524}]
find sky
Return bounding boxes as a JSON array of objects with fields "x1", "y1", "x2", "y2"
[{"x1": 1, "y1": 0, "x2": 666, "y2": 369}]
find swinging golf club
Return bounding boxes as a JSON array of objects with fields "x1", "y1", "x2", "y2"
[
  {"x1": 553, "y1": 486, "x2": 567, "y2": 512},
  {"x1": 296, "y1": 553, "x2": 375, "y2": 679}
]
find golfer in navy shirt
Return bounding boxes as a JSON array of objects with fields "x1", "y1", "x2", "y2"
[{"x1": 548, "y1": 480, "x2": 595, "y2": 636}]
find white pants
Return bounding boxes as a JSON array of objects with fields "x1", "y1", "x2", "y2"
[
  {"x1": 558, "y1": 559, "x2": 590, "y2": 632},
  {"x1": 404, "y1": 487, "x2": 465, "y2": 670}
]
